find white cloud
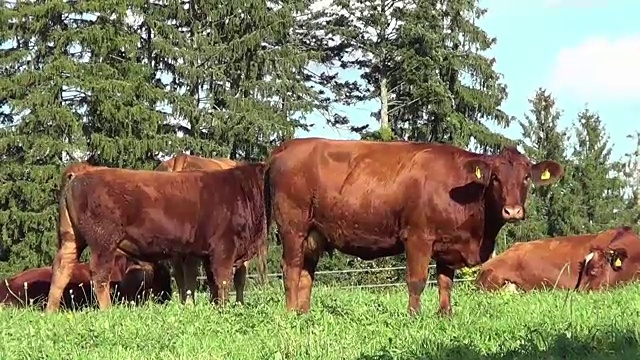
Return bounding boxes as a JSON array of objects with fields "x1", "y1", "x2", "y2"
[{"x1": 548, "y1": 34, "x2": 640, "y2": 102}]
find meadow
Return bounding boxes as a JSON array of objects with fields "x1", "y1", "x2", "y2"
[{"x1": 0, "y1": 283, "x2": 638, "y2": 360}]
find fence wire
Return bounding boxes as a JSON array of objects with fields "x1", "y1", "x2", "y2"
[{"x1": 193, "y1": 264, "x2": 475, "y2": 292}]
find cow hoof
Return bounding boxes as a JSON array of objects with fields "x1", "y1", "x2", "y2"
[
  {"x1": 437, "y1": 307, "x2": 452, "y2": 317},
  {"x1": 407, "y1": 307, "x2": 421, "y2": 317}
]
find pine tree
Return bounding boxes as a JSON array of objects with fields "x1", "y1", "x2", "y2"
[
  {"x1": 568, "y1": 107, "x2": 630, "y2": 233},
  {"x1": 307, "y1": 0, "x2": 407, "y2": 140},
  {"x1": 0, "y1": 0, "x2": 87, "y2": 274},
  {"x1": 157, "y1": 0, "x2": 324, "y2": 161},
  {"x1": 387, "y1": 0, "x2": 513, "y2": 150}
]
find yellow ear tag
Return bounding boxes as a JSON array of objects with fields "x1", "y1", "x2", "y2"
[
  {"x1": 475, "y1": 166, "x2": 482, "y2": 179},
  {"x1": 614, "y1": 257, "x2": 622, "y2": 268},
  {"x1": 540, "y1": 169, "x2": 551, "y2": 180}
]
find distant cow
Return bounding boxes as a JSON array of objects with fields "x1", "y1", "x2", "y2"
[
  {"x1": 576, "y1": 226, "x2": 640, "y2": 291},
  {"x1": 154, "y1": 153, "x2": 269, "y2": 304},
  {"x1": 267, "y1": 138, "x2": 563, "y2": 315},
  {"x1": 475, "y1": 228, "x2": 627, "y2": 292},
  {"x1": 1, "y1": 255, "x2": 171, "y2": 310},
  {"x1": 45, "y1": 162, "x2": 270, "y2": 312}
]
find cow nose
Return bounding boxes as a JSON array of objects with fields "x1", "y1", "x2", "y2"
[{"x1": 502, "y1": 205, "x2": 524, "y2": 221}]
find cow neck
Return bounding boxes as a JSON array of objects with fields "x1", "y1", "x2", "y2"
[{"x1": 479, "y1": 188, "x2": 505, "y2": 261}]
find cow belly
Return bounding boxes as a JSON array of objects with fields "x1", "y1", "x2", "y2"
[
  {"x1": 312, "y1": 222, "x2": 404, "y2": 260},
  {"x1": 118, "y1": 234, "x2": 203, "y2": 261},
  {"x1": 334, "y1": 240, "x2": 405, "y2": 260}
]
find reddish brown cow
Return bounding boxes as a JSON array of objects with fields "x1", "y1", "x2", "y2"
[
  {"x1": 576, "y1": 226, "x2": 640, "y2": 291},
  {"x1": 1, "y1": 255, "x2": 171, "y2": 310},
  {"x1": 267, "y1": 138, "x2": 563, "y2": 315},
  {"x1": 154, "y1": 153, "x2": 269, "y2": 304},
  {"x1": 475, "y1": 228, "x2": 627, "y2": 292},
  {"x1": 45, "y1": 162, "x2": 269, "y2": 312}
]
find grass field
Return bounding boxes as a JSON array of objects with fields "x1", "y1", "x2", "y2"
[{"x1": 0, "y1": 283, "x2": 638, "y2": 360}]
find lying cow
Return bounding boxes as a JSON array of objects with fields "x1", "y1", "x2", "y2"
[
  {"x1": 576, "y1": 226, "x2": 640, "y2": 291},
  {"x1": 154, "y1": 153, "x2": 269, "y2": 304},
  {"x1": 1, "y1": 255, "x2": 171, "y2": 310},
  {"x1": 475, "y1": 227, "x2": 627, "y2": 292},
  {"x1": 267, "y1": 137, "x2": 563, "y2": 315},
  {"x1": 45, "y1": 161, "x2": 270, "y2": 312}
]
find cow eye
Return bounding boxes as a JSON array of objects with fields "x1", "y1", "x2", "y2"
[{"x1": 524, "y1": 174, "x2": 531, "y2": 182}]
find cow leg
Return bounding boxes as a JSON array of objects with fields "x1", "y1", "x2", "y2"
[
  {"x1": 202, "y1": 260, "x2": 219, "y2": 305},
  {"x1": 171, "y1": 256, "x2": 188, "y2": 303},
  {"x1": 90, "y1": 251, "x2": 116, "y2": 310},
  {"x1": 45, "y1": 239, "x2": 81, "y2": 313},
  {"x1": 233, "y1": 263, "x2": 247, "y2": 304},
  {"x1": 280, "y1": 229, "x2": 306, "y2": 313},
  {"x1": 209, "y1": 255, "x2": 234, "y2": 307},
  {"x1": 182, "y1": 256, "x2": 200, "y2": 305},
  {"x1": 405, "y1": 234, "x2": 433, "y2": 316},
  {"x1": 298, "y1": 230, "x2": 324, "y2": 313},
  {"x1": 435, "y1": 262, "x2": 455, "y2": 316}
]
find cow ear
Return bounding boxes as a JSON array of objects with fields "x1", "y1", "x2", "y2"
[
  {"x1": 531, "y1": 160, "x2": 564, "y2": 186},
  {"x1": 462, "y1": 159, "x2": 491, "y2": 186},
  {"x1": 608, "y1": 248, "x2": 628, "y2": 271}
]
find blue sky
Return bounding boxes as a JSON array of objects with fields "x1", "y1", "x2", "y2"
[{"x1": 297, "y1": 0, "x2": 640, "y2": 162}]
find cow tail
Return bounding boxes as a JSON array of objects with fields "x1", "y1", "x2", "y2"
[
  {"x1": 57, "y1": 173, "x2": 82, "y2": 252},
  {"x1": 254, "y1": 162, "x2": 275, "y2": 285}
]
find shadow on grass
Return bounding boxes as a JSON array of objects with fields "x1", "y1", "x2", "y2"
[{"x1": 358, "y1": 330, "x2": 639, "y2": 360}]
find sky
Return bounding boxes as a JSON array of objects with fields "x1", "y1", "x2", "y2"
[{"x1": 296, "y1": 0, "x2": 640, "y2": 162}]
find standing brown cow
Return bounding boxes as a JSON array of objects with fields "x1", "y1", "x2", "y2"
[
  {"x1": 45, "y1": 162, "x2": 270, "y2": 312},
  {"x1": 154, "y1": 153, "x2": 269, "y2": 305},
  {"x1": 475, "y1": 228, "x2": 627, "y2": 292},
  {"x1": 267, "y1": 138, "x2": 563, "y2": 315},
  {"x1": 576, "y1": 226, "x2": 640, "y2": 291}
]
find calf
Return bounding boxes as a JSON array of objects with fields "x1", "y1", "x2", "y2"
[
  {"x1": 475, "y1": 228, "x2": 625, "y2": 292},
  {"x1": 45, "y1": 162, "x2": 269, "y2": 312},
  {"x1": 154, "y1": 153, "x2": 269, "y2": 304},
  {"x1": 576, "y1": 226, "x2": 640, "y2": 291}
]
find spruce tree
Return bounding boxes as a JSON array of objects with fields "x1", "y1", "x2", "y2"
[
  {"x1": 387, "y1": 0, "x2": 513, "y2": 150},
  {"x1": 0, "y1": 0, "x2": 87, "y2": 274},
  {"x1": 568, "y1": 108, "x2": 630, "y2": 233}
]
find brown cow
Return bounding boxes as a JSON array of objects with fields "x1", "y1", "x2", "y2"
[
  {"x1": 154, "y1": 153, "x2": 269, "y2": 305},
  {"x1": 1, "y1": 255, "x2": 171, "y2": 310},
  {"x1": 575, "y1": 226, "x2": 640, "y2": 291},
  {"x1": 45, "y1": 162, "x2": 270, "y2": 312},
  {"x1": 475, "y1": 228, "x2": 627, "y2": 292},
  {"x1": 267, "y1": 138, "x2": 563, "y2": 315}
]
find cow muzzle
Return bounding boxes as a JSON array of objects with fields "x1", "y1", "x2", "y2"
[{"x1": 501, "y1": 205, "x2": 524, "y2": 222}]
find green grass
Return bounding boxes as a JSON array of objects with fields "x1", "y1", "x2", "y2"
[{"x1": 0, "y1": 283, "x2": 638, "y2": 360}]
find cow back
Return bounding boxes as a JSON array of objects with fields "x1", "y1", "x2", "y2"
[{"x1": 155, "y1": 153, "x2": 238, "y2": 172}]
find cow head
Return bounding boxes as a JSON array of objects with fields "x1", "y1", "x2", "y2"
[
  {"x1": 463, "y1": 147, "x2": 564, "y2": 223},
  {"x1": 576, "y1": 246, "x2": 628, "y2": 290}
]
